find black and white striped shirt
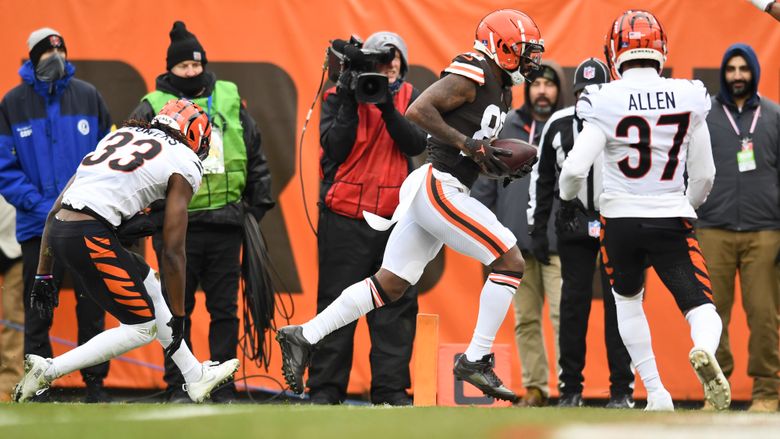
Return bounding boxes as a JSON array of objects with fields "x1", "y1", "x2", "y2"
[{"x1": 528, "y1": 105, "x2": 603, "y2": 231}]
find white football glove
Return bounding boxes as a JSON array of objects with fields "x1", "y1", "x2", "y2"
[{"x1": 750, "y1": 0, "x2": 774, "y2": 12}]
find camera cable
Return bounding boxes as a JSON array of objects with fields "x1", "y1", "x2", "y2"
[{"x1": 297, "y1": 49, "x2": 330, "y2": 238}]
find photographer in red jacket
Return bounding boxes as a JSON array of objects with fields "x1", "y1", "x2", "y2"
[{"x1": 312, "y1": 31, "x2": 426, "y2": 405}]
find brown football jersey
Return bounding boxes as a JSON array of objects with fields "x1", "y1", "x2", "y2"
[{"x1": 426, "y1": 52, "x2": 512, "y2": 188}]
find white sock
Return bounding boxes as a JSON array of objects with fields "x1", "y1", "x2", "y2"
[
  {"x1": 301, "y1": 277, "x2": 382, "y2": 344},
  {"x1": 145, "y1": 269, "x2": 202, "y2": 383},
  {"x1": 463, "y1": 273, "x2": 518, "y2": 362},
  {"x1": 46, "y1": 320, "x2": 156, "y2": 381},
  {"x1": 613, "y1": 288, "x2": 664, "y2": 394},
  {"x1": 685, "y1": 303, "x2": 722, "y2": 355}
]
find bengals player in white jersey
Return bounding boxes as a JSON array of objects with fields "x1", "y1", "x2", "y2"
[
  {"x1": 277, "y1": 9, "x2": 543, "y2": 402},
  {"x1": 13, "y1": 99, "x2": 239, "y2": 403},
  {"x1": 559, "y1": 10, "x2": 729, "y2": 411}
]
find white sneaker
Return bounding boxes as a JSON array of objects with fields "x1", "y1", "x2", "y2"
[
  {"x1": 184, "y1": 359, "x2": 239, "y2": 403},
  {"x1": 13, "y1": 355, "x2": 52, "y2": 402},
  {"x1": 689, "y1": 347, "x2": 731, "y2": 410},
  {"x1": 645, "y1": 389, "x2": 674, "y2": 411}
]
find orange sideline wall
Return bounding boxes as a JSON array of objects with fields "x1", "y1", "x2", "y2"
[{"x1": 1, "y1": 0, "x2": 779, "y2": 401}]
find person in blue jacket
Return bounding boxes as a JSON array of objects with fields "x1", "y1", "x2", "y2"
[{"x1": 0, "y1": 27, "x2": 112, "y2": 402}]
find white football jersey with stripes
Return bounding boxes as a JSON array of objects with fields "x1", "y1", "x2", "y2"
[
  {"x1": 571, "y1": 68, "x2": 714, "y2": 218},
  {"x1": 63, "y1": 126, "x2": 203, "y2": 226}
]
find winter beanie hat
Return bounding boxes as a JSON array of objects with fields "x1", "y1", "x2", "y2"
[
  {"x1": 166, "y1": 21, "x2": 207, "y2": 70},
  {"x1": 28, "y1": 27, "x2": 66, "y2": 68}
]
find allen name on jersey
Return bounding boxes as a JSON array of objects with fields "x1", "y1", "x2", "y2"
[{"x1": 628, "y1": 91, "x2": 676, "y2": 111}]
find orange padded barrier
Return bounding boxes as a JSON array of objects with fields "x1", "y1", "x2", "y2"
[
  {"x1": 413, "y1": 313, "x2": 439, "y2": 406},
  {"x1": 2, "y1": 0, "x2": 777, "y2": 401}
]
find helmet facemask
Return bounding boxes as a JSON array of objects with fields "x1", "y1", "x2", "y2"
[
  {"x1": 513, "y1": 42, "x2": 544, "y2": 85},
  {"x1": 195, "y1": 123, "x2": 211, "y2": 161}
]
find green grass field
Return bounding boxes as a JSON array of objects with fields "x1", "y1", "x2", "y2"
[{"x1": 1, "y1": 404, "x2": 778, "y2": 439}]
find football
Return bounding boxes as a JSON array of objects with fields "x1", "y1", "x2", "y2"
[{"x1": 491, "y1": 138, "x2": 538, "y2": 173}]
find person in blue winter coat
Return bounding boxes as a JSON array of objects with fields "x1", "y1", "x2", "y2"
[{"x1": 0, "y1": 27, "x2": 112, "y2": 402}]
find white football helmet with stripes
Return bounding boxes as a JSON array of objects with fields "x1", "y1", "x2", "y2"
[{"x1": 474, "y1": 9, "x2": 545, "y2": 85}]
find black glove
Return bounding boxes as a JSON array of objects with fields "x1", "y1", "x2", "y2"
[
  {"x1": 116, "y1": 210, "x2": 157, "y2": 242},
  {"x1": 30, "y1": 274, "x2": 58, "y2": 320},
  {"x1": 530, "y1": 232, "x2": 551, "y2": 265},
  {"x1": 337, "y1": 70, "x2": 356, "y2": 95},
  {"x1": 555, "y1": 198, "x2": 587, "y2": 235},
  {"x1": 464, "y1": 137, "x2": 511, "y2": 177},
  {"x1": 164, "y1": 315, "x2": 186, "y2": 358},
  {"x1": 374, "y1": 93, "x2": 395, "y2": 114},
  {"x1": 511, "y1": 156, "x2": 539, "y2": 180},
  {"x1": 501, "y1": 156, "x2": 538, "y2": 187},
  {"x1": 246, "y1": 206, "x2": 268, "y2": 222}
]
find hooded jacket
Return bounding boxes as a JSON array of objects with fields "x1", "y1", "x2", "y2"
[
  {"x1": 129, "y1": 71, "x2": 274, "y2": 227},
  {"x1": 0, "y1": 61, "x2": 111, "y2": 242},
  {"x1": 471, "y1": 61, "x2": 566, "y2": 252},
  {"x1": 696, "y1": 44, "x2": 780, "y2": 231}
]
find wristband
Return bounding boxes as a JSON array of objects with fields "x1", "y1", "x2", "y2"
[
  {"x1": 35, "y1": 274, "x2": 54, "y2": 280},
  {"x1": 751, "y1": 0, "x2": 774, "y2": 12}
]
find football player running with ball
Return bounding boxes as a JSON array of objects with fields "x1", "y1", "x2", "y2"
[
  {"x1": 559, "y1": 10, "x2": 730, "y2": 411},
  {"x1": 13, "y1": 99, "x2": 239, "y2": 403},
  {"x1": 277, "y1": 9, "x2": 542, "y2": 403}
]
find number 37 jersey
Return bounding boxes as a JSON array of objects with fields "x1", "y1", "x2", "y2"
[
  {"x1": 575, "y1": 69, "x2": 714, "y2": 218},
  {"x1": 62, "y1": 126, "x2": 203, "y2": 226}
]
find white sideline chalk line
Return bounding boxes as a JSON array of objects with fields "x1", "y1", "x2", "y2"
[
  {"x1": 119, "y1": 406, "x2": 256, "y2": 421},
  {"x1": 0, "y1": 406, "x2": 255, "y2": 426}
]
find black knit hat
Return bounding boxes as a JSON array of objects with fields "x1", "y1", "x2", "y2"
[
  {"x1": 28, "y1": 27, "x2": 67, "y2": 68},
  {"x1": 166, "y1": 21, "x2": 207, "y2": 71},
  {"x1": 573, "y1": 58, "x2": 610, "y2": 94}
]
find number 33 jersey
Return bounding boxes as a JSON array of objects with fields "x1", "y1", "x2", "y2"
[
  {"x1": 62, "y1": 126, "x2": 203, "y2": 226},
  {"x1": 571, "y1": 68, "x2": 715, "y2": 218}
]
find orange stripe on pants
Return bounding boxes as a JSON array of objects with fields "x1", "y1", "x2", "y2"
[
  {"x1": 95, "y1": 262, "x2": 131, "y2": 280},
  {"x1": 687, "y1": 237, "x2": 712, "y2": 292},
  {"x1": 424, "y1": 167, "x2": 506, "y2": 258},
  {"x1": 103, "y1": 278, "x2": 140, "y2": 297}
]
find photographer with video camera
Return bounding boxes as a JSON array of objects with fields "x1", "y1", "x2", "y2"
[{"x1": 312, "y1": 31, "x2": 426, "y2": 405}]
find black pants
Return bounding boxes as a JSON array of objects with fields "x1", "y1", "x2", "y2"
[
  {"x1": 153, "y1": 225, "x2": 242, "y2": 389},
  {"x1": 557, "y1": 236, "x2": 633, "y2": 397},
  {"x1": 21, "y1": 236, "x2": 109, "y2": 384},
  {"x1": 49, "y1": 220, "x2": 155, "y2": 324},
  {"x1": 308, "y1": 208, "x2": 418, "y2": 403},
  {"x1": 600, "y1": 217, "x2": 713, "y2": 312}
]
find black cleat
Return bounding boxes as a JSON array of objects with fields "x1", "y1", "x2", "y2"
[
  {"x1": 605, "y1": 393, "x2": 635, "y2": 409},
  {"x1": 84, "y1": 383, "x2": 112, "y2": 403},
  {"x1": 453, "y1": 353, "x2": 517, "y2": 403},
  {"x1": 558, "y1": 392, "x2": 584, "y2": 407},
  {"x1": 276, "y1": 326, "x2": 313, "y2": 394}
]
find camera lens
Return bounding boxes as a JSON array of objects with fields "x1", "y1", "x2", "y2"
[
  {"x1": 362, "y1": 80, "x2": 379, "y2": 95},
  {"x1": 355, "y1": 73, "x2": 389, "y2": 104}
]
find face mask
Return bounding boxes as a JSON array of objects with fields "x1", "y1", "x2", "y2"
[
  {"x1": 35, "y1": 53, "x2": 66, "y2": 83},
  {"x1": 169, "y1": 72, "x2": 206, "y2": 97}
]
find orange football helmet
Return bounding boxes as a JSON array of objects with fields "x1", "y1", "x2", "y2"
[
  {"x1": 152, "y1": 99, "x2": 211, "y2": 160},
  {"x1": 604, "y1": 10, "x2": 668, "y2": 79},
  {"x1": 474, "y1": 9, "x2": 544, "y2": 85}
]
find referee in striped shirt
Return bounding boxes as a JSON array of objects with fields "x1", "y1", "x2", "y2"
[{"x1": 529, "y1": 58, "x2": 635, "y2": 408}]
